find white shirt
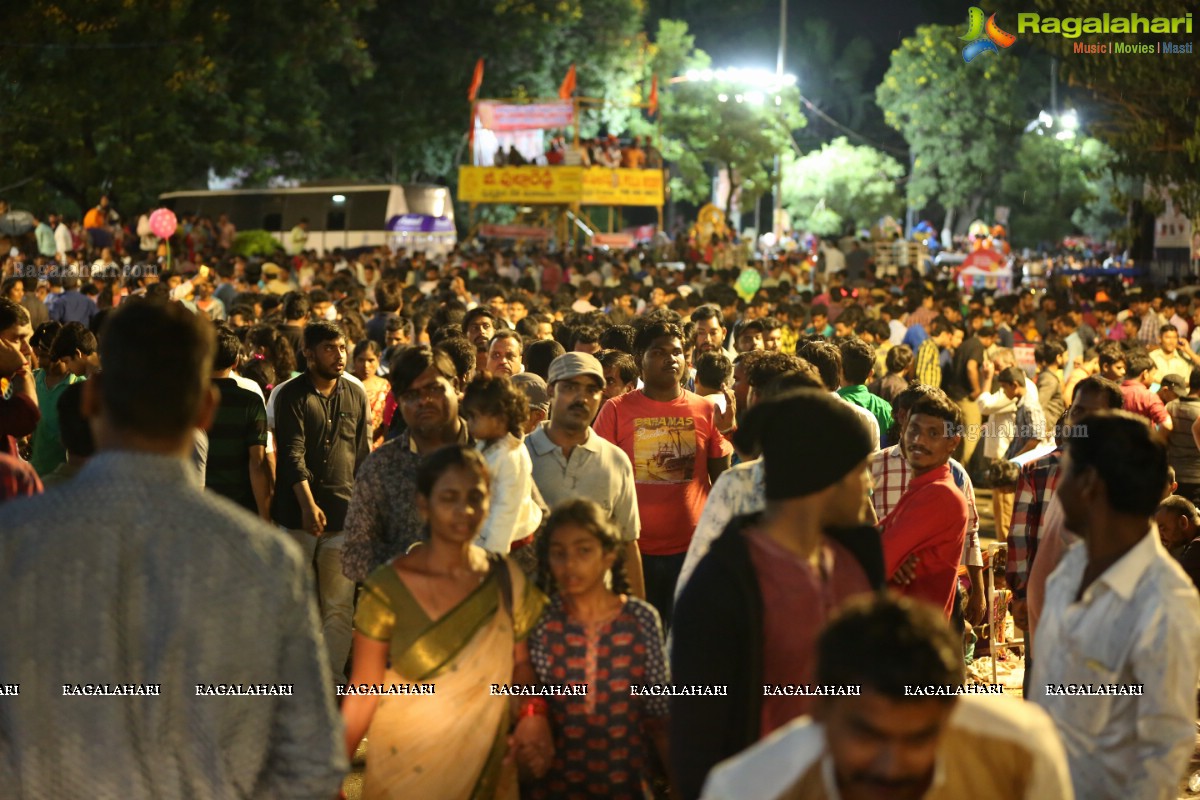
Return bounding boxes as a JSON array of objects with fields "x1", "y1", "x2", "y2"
[
  {"x1": 977, "y1": 387, "x2": 1019, "y2": 460},
  {"x1": 1030, "y1": 531, "x2": 1200, "y2": 800},
  {"x1": 475, "y1": 434, "x2": 543, "y2": 553},
  {"x1": 54, "y1": 222, "x2": 73, "y2": 257},
  {"x1": 701, "y1": 694, "x2": 1073, "y2": 800},
  {"x1": 675, "y1": 459, "x2": 763, "y2": 601}
]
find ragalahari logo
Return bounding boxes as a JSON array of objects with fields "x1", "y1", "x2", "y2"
[{"x1": 961, "y1": 7, "x2": 1017, "y2": 62}]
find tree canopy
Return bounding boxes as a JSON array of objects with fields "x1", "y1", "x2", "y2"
[
  {"x1": 781, "y1": 137, "x2": 904, "y2": 236},
  {"x1": 0, "y1": 0, "x2": 373, "y2": 214},
  {"x1": 995, "y1": 0, "x2": 1200, "y2": 216},
  {"x1": 876, "y1": 24, "x2": 1024, "y2": 229}
]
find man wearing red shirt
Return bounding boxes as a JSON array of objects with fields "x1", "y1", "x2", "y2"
[
  {"x1": 881, "y1": 389, "x2": 969, "y2": 618},
  {"x1": 594, "y1": 319, "x2": 734, "y2": 626},
  {"x1": 1121, "y1": 349, "x2": 1173, "y2": 431}
]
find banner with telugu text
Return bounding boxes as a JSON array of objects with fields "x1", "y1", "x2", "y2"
[
  {"x1": 458, "y1": 167, "x2": 664, "y2": 206},
  {"x1": 476, "y1": 101, "x2": 575, "y2": 132}
]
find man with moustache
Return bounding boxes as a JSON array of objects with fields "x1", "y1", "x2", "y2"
[
  {"x1": 342, "y1": 347, "x2": 472, "y2": 582},
  {"x1": 879, "y1": 389, "x2": 969, "y2": 619},
  {"x1": 526, "y1": 352, "x2": 644, "y2": 598},
  {"x1": 701, "y1": 596, "x2": 1071, "y2": 800},
  {"x1": 271, "y1": 319, "x2": 370, "y2": 685}
]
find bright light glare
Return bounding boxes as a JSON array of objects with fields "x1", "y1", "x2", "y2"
[
  {"x1": 735, "y1": 94, "x2": 744, "y2": 103},
  {"x1": 775, "y1": 95, "x2": 782, "y2": 106},
  {"x1": 1055, "y1": 130, "x2": 1075, "y2": 141},
  {"x1": 679, "y1": 66, "x2": 797, "y2": 91},
  {"x1": 332, "y1": 194, "x2": 346, "y2": 203},
  {"x1": 718, "y1": 93, "x2": 729, "y2": 102},
  {"x1": 1038, "y1": 110, "x2": 1053, "y2": 127},
  {"x1": 1060, "y1": 109, "x2": 1079, "y2": 130}
]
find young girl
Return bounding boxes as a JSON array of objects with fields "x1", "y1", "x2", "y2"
[
  {"x1": 341, "y1": 445, "x2": 548, "y2": 799},
  {"x1": 525, "y1": 499, "x2": 670, "y2": 799},
  {"x1": 462, "y1": 375, "x2": 543, "y2": 568}
]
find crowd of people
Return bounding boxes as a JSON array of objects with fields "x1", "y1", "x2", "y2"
[
  {"x1": 2, "y1": 223, "x2": 1200, "y2": 800},
  {"x1": 491, "y1": 134, "x2": 663, "y2": 169}
]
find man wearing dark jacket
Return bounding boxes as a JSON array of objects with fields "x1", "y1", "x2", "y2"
[
  {"x1": 670, "y1": 389, "x2": 884, "y2": 800},
  {"x1": 271, "y1": 320, "x2": 370, "y2": 685}
]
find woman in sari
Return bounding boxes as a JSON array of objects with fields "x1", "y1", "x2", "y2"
[
  {"x1": 342, "y1": 444, "x2": 549, "y2": 799},
  {"x1": 350, "y1": 339, "x2": 390, "y2": 450}
]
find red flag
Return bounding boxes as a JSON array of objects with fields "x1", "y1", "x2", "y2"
[
  {"x1": 558, "y1": 64, "x2": 577, "y2": 100},
  {"x1": 467, "y1": 58, "x2": 484, "y2": 102},
  {"x1": 648, "y1": 75, "x2": 659, "y2": 117}
]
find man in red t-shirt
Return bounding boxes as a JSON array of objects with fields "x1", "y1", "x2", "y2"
[
  {"x1": 881, "y1": 388, "x2": 969, "y2": 618},
  {"x1": 594, "y1": 319, "x2": 734, "y2": 625}
]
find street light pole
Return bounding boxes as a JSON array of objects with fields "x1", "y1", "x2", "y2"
[{"x1": 773, "y1": 0, "x2": 787, "y2": 241}]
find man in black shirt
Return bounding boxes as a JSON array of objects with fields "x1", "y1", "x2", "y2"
[
  {"x1": 206, "y1": 327, "x2": 270, "y2": 518},
  {"x1": 948, "y1": 321, "x2": 995, "y2": 466},
  {"x1": 271, "y1": 320, "x2": 369, "y2": 685}
]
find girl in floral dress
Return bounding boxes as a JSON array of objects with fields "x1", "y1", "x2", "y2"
[{"x1": 526, "y1": 499, "x2": 669, "y2": 799}]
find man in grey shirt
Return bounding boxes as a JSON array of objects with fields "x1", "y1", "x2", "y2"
[
  {"x1": 526, "y1": 352, "x2": 645, "y2": 598},
  {"x1": 0, "y1": 301, "x2": 346, "y2": 799}
]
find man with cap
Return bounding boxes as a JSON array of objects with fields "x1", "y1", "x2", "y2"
[
  {"x1": 510, "y1": 372, "x2": 549, "y2": 434},
  {"x1": 595, "y1": 321, "x2": 733, "y2": 626},
  {"x1": 880, "y1": 388, "x2": 969, "y2": 618},
  {"x1": 527, "y1": 351, "x2": 645, "y2": 598},
  {"x1": 670, "y1": 388, "x2": 883, "y2": 800},
  {"x1": 732, "y1": 318, "x2": 765, "y2": 354}
]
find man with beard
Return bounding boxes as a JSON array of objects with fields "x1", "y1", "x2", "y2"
[
  {"x1": 701, "y1": 595, "x2": 1071, "y2": 800},
  {"x1": 342, "y1": 347, "x2": 472, "y2": 582},
  {"x1": 271, "y1": 320, "x2": 369, "y2": 685},
  {"x1": 690, "y1": 304, "x2": 735, "y2": 362},
  {"x1": 526, "y1": 352, "x2": 644, "y2": 597},
  {"x1": 594, "y1": 320, "x2": 734, "y2": 626},
  {"x1": 1030, "y1": 412, "x2": 1200, "y2": 800},
  {"x1": 462, "y1": 306, "x2": 497, "y2": 376}
]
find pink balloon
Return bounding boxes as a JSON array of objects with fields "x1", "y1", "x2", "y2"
[{"x1": 148, "y1": 208, "x2": 177, "y2": 240}]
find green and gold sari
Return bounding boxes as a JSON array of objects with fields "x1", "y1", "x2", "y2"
[{"x1": 354, "y1": 551, "x2": 546, "y2": 800}]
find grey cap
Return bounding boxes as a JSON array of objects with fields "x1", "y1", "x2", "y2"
[
  {"x1": 547, "y1": 352, "x2": 605, "y2": 386},
  {"x1": 510, "y1": 372, "x2": 549, "y2": 412},
  {"x1": 1161, "y1": 373, "x2": 1188, "y2": 393}
]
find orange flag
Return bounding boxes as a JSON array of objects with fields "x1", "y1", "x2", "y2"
[
  {"x1": 558, "y1": 64, "x2": 577, "y2": 100},
  {"x1": 467, "y1": 58, "x2": 484, "y2": 102},
  {"x1": 648, "y1": 74, "x2": 659, "y2": 116}
]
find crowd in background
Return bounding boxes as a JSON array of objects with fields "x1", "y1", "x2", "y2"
[{"x1": 3, "y1": 210, "x2": 1200, "y2": 799}]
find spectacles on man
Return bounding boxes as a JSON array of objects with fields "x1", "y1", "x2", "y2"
[{"x1": 399, "y1": 383, "x2": 445, "y2": 405}]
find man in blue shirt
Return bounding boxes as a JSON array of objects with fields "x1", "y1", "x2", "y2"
[{"x1": 48, "y1": 276, "x2": 97, "y2": 327}]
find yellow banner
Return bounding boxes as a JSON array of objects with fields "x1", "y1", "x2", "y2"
[
  {"x1": 458, "y1": 166, "x2": 663, "y2": 206},
  {"x1": 581, "y1": 168, "x2": 664, "y2": 206}
]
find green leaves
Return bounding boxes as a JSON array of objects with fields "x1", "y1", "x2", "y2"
[
  {"x1": 781, "y1": 137, "x2": 904, "y2": 236},
  {"x1": 876, "y1": 24, "x2": 1023, "y2": 220}
]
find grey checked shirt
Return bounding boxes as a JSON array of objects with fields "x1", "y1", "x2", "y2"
[{"x1": 0, "y1": 450, "x2": 347, "y2": 799}]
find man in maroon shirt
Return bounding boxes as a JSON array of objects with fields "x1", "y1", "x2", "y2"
[
  {"x1": 1121, "y1": 349, "x2": 1172, "y2": 431},
  {"x1": 881, "y1": 388, "x2": 969, "y2": 618}
]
